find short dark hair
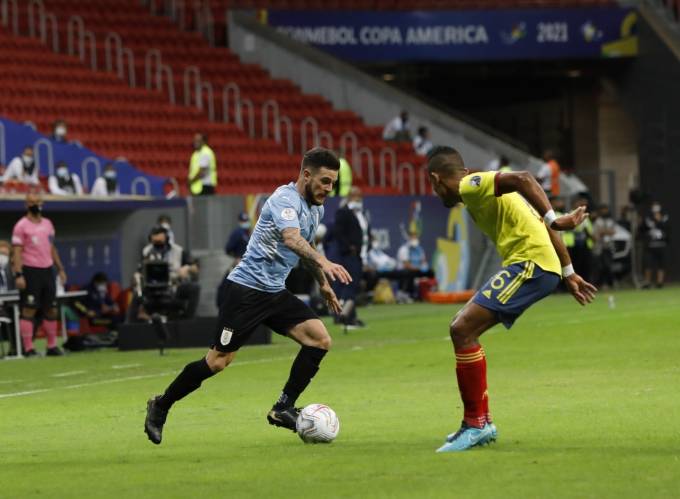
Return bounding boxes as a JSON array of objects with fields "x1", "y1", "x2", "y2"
[
  {"x1": 301, "y1": 147, "x2": 340, "y2": 172},
  {"x1": 427, "y1": 145, "x2": 466, "y2": 177},
  {"x1": 149, "y1": 225, "x2": 169, "y2": 239},
  {"x1": 157, "y1": 214, "x2": 171, "y2": 225},
  {"x1": 92, "y1": 272, "x2": 108, "y2": 284}
]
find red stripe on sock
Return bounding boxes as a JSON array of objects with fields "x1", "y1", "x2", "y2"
[{"x1": 455, "y1": 344, "x2": 488, "y2": 428}]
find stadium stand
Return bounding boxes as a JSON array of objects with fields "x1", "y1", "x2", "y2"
[{"x1": 2, "y1": 0, "x2": 424, "y2": 194}]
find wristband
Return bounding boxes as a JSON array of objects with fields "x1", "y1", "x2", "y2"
[
  {"x1": 543, "y1": 209, "x2": 557, "y2": 227},
  {"x1": 562, "y1": 264, "x2": 575, "y2": 278}
]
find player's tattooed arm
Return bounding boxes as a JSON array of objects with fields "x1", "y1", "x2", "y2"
[
  {"x1": 281, "y1": 228, "x2": 352, "y2": 285},
  {"x1": 300, "y1": 256, "x2": 329, "y2": 288},
  {"x1": 495, "y1": 171, "x2": 588, "y2": 230},
  {"x1": 300, "y1": 258, "x2": 343, "y2": 315}
]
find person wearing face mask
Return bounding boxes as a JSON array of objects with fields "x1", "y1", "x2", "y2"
[
  {"x1": 643, "y1": 201, "x2": 670, "y2": 289},
  {"x1": 73, "y1": 272, "x2": 121, "y2": 332},
  {"x1": 91, "y1": 163, "x2": 121, "y2": 197},
  {"x1": 0, "y1": 240, "x2": 18, "y2": 357},
  {"x1": 157, "y1": 214, "x2": 175, "y2": 245},
  {"x1": 188, "y1": 132, "x2": 217, "y2": 196},
  {"x1": 333, "y1": 186, "x2": 369, "y2": 328},
  {"x1": 396, "y1": 229, "x2": 429, "y2": 300},
  {"x1": 11, "y1": 192, "x2": 68, "y2": 357},
  {"x1": 48, "y1": 161, "x2": 83, "y2": 196},
  {"x1": 224, "y1": 212, "x2": 251, "y2": 265},
  {"x1": 50, "y1": 119, "x2": 69, "y2": 144},
  {"x1": 592, "y1": 204, "x2": 617, "y2": 289},
  {"x1": 0, "y1": 146, "x2": 39, "y2": 186},
  {"x1": 139, "y1": 225, "x2": 200, "y2": 319}
]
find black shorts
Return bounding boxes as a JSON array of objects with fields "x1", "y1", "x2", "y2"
[
  {"x1": 645, "y1": 246, "x2": 667, "y2": 270},
  {"x1": 20, "y1": 266, "x2": 57, "y2": 312},
  {"x1": 212, "y1": 280, "x2": 318, "y2": 352}
]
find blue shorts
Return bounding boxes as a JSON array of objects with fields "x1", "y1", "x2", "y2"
[{"x1": 472, "y1": 261, "x2": 560, "y2": 329}]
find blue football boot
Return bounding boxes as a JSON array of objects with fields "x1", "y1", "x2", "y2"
[{"x1": 436, "y1": 422, "x2": 493, "y2": 453}]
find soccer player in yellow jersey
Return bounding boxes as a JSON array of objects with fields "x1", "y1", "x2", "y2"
[{"x1": 427, "y1": 146, "x2": 597, "y2": 452}]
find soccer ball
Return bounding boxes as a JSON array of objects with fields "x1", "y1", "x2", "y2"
[{"x1": 296, "y1": 403, "x2": 340, "y2": 443}]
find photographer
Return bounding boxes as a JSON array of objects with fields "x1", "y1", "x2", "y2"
[{"x1": 134, "y1": 226, "x2": 200, "y2": 321}]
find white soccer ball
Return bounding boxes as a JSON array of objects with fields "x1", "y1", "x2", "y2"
[{"x1": 296, "y1": 403, "x2": 340, "y2": 444}]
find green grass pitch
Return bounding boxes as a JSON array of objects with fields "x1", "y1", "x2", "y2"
[{"x1": 1, "y1": 287, "x2": 679, "y2": 498}]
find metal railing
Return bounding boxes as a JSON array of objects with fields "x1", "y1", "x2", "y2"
[
  {"x1": 33, "y1": 138, "x2": 54, "y2": 177},
  {"x1": 80, "y1": 156, "x2": 101, "y2": 189},
  {"x1": 339, "y1": 131, "x2": 358, "y2": 164},
  {"x1": 261, "y1": 99, "x2": 280, "y2": 142},
  {"x1": 194, "y1": 0, "x2": 215, "y2": 46},
  {"x1": 355, "y1": 147, "x2": 373, "y2": 185},
  {"x1": 378, "y1": 147, "x2": 397, "y2": 189},
  {"x1": 145, "y1": 49, "x2": 176, "y2": 104},
  {"x1": 418, "y1": 163, "x2": 430, "y2": 195},
  {"x1": 300, "y1": 117, "x2": 318, "y2": 154},
  {"x1": 131, "y1": 176, "x2": 152, "y2": 196},
  {"x1": 183, "y1": 66, "x2": 214, "y2": 121},
  {"x1": 28, "y1": 0, "x2": 58, "y2": 53},
  {"x1": 222, "y1": 82, "x2": 241, "y2": 125},
  {"x1": 1, "y1": 0, "x2": 19, "y2": 36},
  {"x1": 104, "y1": 32, "x2": 136, "y2": 87},
  {"x1": 67, "y1": 15, "x2": 97, "y2": 70},
  {"x1": 240, "y1": 98, "x2": 255, "y2": 138},
  {"x1": 166, "y1": 0, "x2": 186, "y2": 31},
  {"x1": 278, "y1": 115, "x2": 294, "y2": 154},
  {"x1": 396, "y1": 163, "x2": 416, "y2": 195}
]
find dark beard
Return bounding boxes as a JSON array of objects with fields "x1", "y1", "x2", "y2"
[{"x1": 304, "y1": 183, "x2": 320, "y2": 205}]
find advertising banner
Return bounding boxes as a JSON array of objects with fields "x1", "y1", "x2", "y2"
[{"x1": 267, "y1": 7, "x2": 637, "y2": 61}]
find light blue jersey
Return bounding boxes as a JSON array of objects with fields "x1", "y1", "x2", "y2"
[{"x1": 229, "y1": 183, "x2": 323, "y2": 293}]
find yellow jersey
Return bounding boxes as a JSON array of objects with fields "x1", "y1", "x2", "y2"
[{"x1": 459, "y1": 171, "x2": 561, "y2": 276}]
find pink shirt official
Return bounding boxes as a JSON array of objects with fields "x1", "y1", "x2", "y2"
[{"x1": 11, "y1": 216, "x2": 55, "y2": 269}]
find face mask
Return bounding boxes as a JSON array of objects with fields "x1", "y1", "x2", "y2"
[
  {"x1": 152, "y1": 242, "x2": 166, "y2": 251},
  {"x1": 0, "y1": 254, "x2": 8, "y2": 267},
  {"x1": 104, "y1": 170, "x2": 117, "y2": 180},
  {"x1": 409, "y1": 238, "x2": 419, "y2": 247},
  {"x1": 57, "y1": 167, "x2": 69, "y2": 178},
  {"x1": 160, "y1": 222, "x2": 170, "y2": 230},
  {"x1": 96, "y1": 284, "x2": 108, "y2": 295},
  {"x1": 28, "y1": 204, "x2": 42, "y2": 216},
  {"x1": 239, "y1": 222, "x2": 250, "y2": 229},
  {"x1": 22, "y1": 155, "x2": 34, "y2": 166},
  {"x1": 348, "y1": 201, "x2": 362, "y2": 211},
  {"x1": 55, "y1": 126, "x2": 67, "y2": 138}
]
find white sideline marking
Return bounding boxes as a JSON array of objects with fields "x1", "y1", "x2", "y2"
[
  {"x1": 51, "y1": 370, "x2": 86, "y2": 378},
  {"x1": 0, "y1": 355, "x2": 295, "y2": 400},
  {"x1": 0, "y1": 336, "x2": 454, "y2": 401},
  {"x1": 0, "y1": 380, "x2": 22, "y2": 384},
  {"x1": 0, "y1": 389, "x2": 49, "y2": 398},
  {"x1": 112, "y1": 363, "x2": 142, "y2": 370}
]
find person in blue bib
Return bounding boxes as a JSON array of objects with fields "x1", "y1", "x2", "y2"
[{"x1": 144, "y1": 148, "x2": 351, "y2": 445}]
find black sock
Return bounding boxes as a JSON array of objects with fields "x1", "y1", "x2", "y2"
[
  {"x1": 157, "y1": 358, "x2": 215, "y2": 411},
  {"x1": 275, "y1": 346, "x2": 327, "y2": 409}
]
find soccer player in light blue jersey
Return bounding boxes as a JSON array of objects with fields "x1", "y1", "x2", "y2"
[{"x1": 145, "y1": 148, "x2": 351, "y2": 444}]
